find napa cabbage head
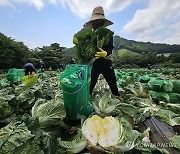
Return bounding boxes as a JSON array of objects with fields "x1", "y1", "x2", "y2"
[
  {"x1": 81, "y1": 115, "x2": 147, "y2": 152},
  {"x1": 73, "y1": 27, "x2": 114, "y2": 63},
  {"x1": 82, "y1": 115, "x2": 122, "y2": 147},
  {"x1": 98, "y1": 116, "x2": 121, "y2": 147},
  {"x1": 32, "y1": 98, "x2": 66, "y2": 128},
  {"x1": 81, "y1": 115, "x2": 103, "y2": 146}
]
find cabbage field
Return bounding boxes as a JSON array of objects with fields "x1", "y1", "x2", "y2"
[{"x1": 0, "y1": 68, "x2": 180, "y2": 154}]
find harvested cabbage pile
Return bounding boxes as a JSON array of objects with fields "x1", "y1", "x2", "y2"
[{"x1": 73, "y1": 27, "x2": 114, "y2": 63}]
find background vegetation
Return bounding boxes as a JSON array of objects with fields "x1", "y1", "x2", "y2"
[{"x1": 0, "y1": 32, "x2": 180, "y2": 71}]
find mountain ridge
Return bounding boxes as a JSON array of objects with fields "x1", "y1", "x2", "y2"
[{"x1": 113, "y1": 35, "x2": 180, "y2": 54}]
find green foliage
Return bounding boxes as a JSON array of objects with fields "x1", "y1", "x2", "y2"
[
  {"x1": 93, "y1": 91, "x2": 137, "y2": 118},
  {"x1": 0, "y1": 70, "x2": 180, "y2": 153},
  {"x1": 113, "y1": 36, "x2": 180, "y2": 68},
  {"x1": 112, "y1": 48, "x2": 180, "y2": 68},
  {"x1": 35, "y1": 43, "x2": 65, "y2": 69},
  {"x1": 58, "y1": 131, "x2": 87, "y2": 153},
  {"x1": 73, "y1": 27, "x2": 97, "y2": 63},
  {"x1": 0, "y1": 32, "x2": 66, "y2": 70},
  {"x1": 0, "y1": 33, "x2": 29, "y2": 69},
  {"x1": 1, "y1": 31, "x2": 179, "y2": 69},
  {"x1": 112, "y1": 49, "x2": 158, "y2": 67},
  {"x1": 117, "y1": 49, "x2": 141, "y2": 57},
  {"x1": 114, "y1": 35, "x2": 180, "y2": 54},
  {"x1": 168, "y1": 52, "x2": 180, "y2": 63}
]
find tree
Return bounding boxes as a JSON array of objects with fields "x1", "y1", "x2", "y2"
[
  {"x1": 157, "y1": 55, "x2": 166, "y2": 63},
  {"x1": 0, "y1": 33, "x2": 29, "y2": 69},
  {"x1": 38, "y1": 43, "x2": 65, "y2": 69},
  {"x1": 145, "y1": 52, "x2": 158, "y2": 65},
  {"x1": 168, "y1": 52, "x2": 180, "y2": 63}
]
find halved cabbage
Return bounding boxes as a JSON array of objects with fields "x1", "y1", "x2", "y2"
[
  {"x1": 99, "y1": 116, "x2": 121, "y2": 147},
  {"x1": 81, "y1": 115, "x2": 102, "y2": 146},
  {"x1": 82, "y1": 115, "x2": 121, "y2": 147}
]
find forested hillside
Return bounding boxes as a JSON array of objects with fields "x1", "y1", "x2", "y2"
[{"x1": 114, "y1": 35, "x2": 180, "y2": 54}]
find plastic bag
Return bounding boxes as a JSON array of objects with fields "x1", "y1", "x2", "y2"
[
  {"x1": 148, "y1": 80, "x2": 173, "y2": 92},
  {"x1": 138, "y1": 75, "x2": 150, "y2": 83},
  {"x1": 149, "y1": 90, "x2": 170, "y2": 103},
  {"x1": 6, "y1": 68, "x2": 25, "y2": 82},
  {"x1": 59, "y1": 64, "x2": 93, "y2": 119},
  {"x1": 171, "y1": 80, "x2": 180, "y2": 94},
  {"x1": 168, "y1": 93, "x2": 180, "y2": 104}
]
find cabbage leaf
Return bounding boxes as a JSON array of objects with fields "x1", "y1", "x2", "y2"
[
  {"x1": 32, "y1": 98, "x2": 66, "y2": 128},
  {"x1": 73, "y1": 27, "x2": 114, "y2": 63}
]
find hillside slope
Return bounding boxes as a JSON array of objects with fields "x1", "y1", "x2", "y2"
[
  {"x1": 117, "y1": 49, "x2": 141, "y2": 57},
  {"x1": 114, "y1": 35, "x2": 180, "y2": 54}
]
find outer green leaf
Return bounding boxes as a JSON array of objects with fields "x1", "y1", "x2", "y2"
[
  {"x1": 155, "y1": 109, "x2": 180, "y2": 126},
  {"x1": 0, "y1": 121, "x2": 34, "y2": 154},
  {"x1": 32, "y1": 99, "x2": 66, "y2": 127},
  {"x1": 169, "y1": 135, "x2": 180, "y2": 150},
  {"x1": 58, "y1": 131, "x2": 87, "y2": 153}
]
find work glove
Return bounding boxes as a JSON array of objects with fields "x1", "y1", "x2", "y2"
[{"x1": 95, "y1": 47, "x2": 107, "y2": 58}]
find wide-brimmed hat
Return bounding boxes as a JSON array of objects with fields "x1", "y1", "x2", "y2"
[{"x1": 84, "y1": 6, "x2": 113, "y2": 28}]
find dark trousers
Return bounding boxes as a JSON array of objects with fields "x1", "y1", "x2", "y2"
[{"x1": 90, "y1": 61, "x2": 119, "y2": 96}]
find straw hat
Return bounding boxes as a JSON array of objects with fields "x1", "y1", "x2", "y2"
[{"x1": 84, "y1": 6, "x2": 113, "y2": 28}]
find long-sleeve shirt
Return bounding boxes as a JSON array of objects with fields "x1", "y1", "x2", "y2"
[
  {"x1": 93, "y1": 36, "x2": 114, "y2": 67},
  {"x1": 102, "y1": 36, "x2": 114, "y2": 56}
]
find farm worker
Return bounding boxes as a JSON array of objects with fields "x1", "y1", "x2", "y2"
[
  {"x1": 68, "y1": 56, "x2": 75, "y2": 64},
  {"x1": 24, "y1": 63, "x2": 36, "y2": 75},
  {"x1": 147, "y1": 64, "x2": 152, "y2": 70},
  {"x1": 23, "y1": 63, "x2": 38, "y2": 86},
  {"x1": 40, "y1": 60, "x2": 45, "y2": 72},
  {"x1": 59, "y1": 63, "x2": 64, "y2": 71},
  {"x1": 84, "y1": 6, "x2": 121, "y2": 97}
]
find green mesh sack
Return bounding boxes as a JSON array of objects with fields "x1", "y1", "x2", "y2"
[
  {"x1": 120, "y1": 74, "x2": 127, "y2": 79},
  {"x1": 138, "y1": 75, "x2": 150, "y2": 83},
  {"x1": 148, "y1": 90, "x2": 170, "y2": 103},
  {"x1": 147, "y1": 80, "x2": 173, "y2": 92},
  {"x1": 37, "y1": 69, "x2": 43, "y2": 76},
  {"x1": 148, "y1": 73, "x2": 160, "y2": 78},
  {"x1": 149, "y1": 77, "x2": 158, "y2": 81},
  {"x1": 127, "y1": 72, "x2": 134, "y2": 76},
  {"x1": 59, "y1": 64, "x2": 93, "y2": 119},
  {"x1": 168, "y1": 93, "x2": 180, "y2": 104},
  {"x1": 171, "y1": 80, "x2": 180, "y2": 94},
  {"x1": 133, "y1": 73, "x2": 139, "y2": 78},
  {"x1": 163, "y1": 80, "x2": 173, "y2": 92},
  {"x1": 6, "y1": 68, "x2": 25, "y2": 82},
  {"x1": 114, "y1": 69, "x2": 121, "y2": 81}
]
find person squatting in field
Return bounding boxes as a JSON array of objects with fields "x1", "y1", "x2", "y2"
[{"x1": 24, "y1": 63, "x2": 36, "y2": 75}]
